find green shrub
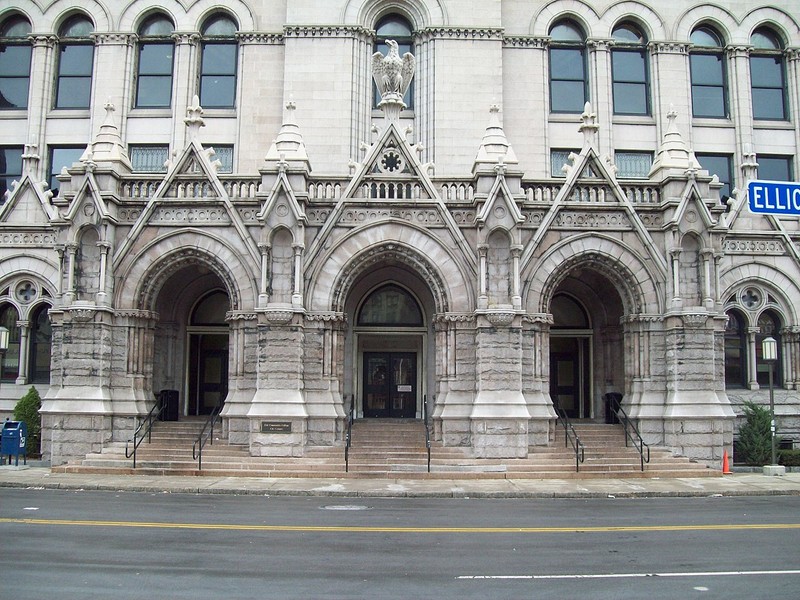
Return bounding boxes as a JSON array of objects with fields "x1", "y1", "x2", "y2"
[
  {"x1": 778, "y1": 449, "x2": 800, "y2": 467},
  {"x1": 12, "y1": 386, "x2": 42, "y2": 457},
  {"x1": 735, "y1": 401, "x2": 773, "y2": 465}
]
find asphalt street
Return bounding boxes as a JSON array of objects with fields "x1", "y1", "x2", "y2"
[{"x1": 1, "y1": 488, "x2": 798, "y2": 599}]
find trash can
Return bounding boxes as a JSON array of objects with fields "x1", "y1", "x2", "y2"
[
  {"x1": 1, "y1": 420, "x2": 28, "y2": 466},
  {"x1": 158, "y1": 389, "x2": 180, "y2": 421},
  {"x1": 604, "y1": 393, "x2": 622, "y2": 425}
]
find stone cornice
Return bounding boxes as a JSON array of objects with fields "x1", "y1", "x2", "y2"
[
  {"x1": 237, "y1": 32, "x2": 284, "y2": 45},
  {"x1": 503, "y1": 36, "x2": 548, "y2": 49},
  {"x1": 650, "y1": 42, "x2": 689, "y2": 55},
  {"x1": 417, "y1": 27, "x2": 504, "y2": 42},
  {"x1": 283, "y1": 25, "x2": 372, "y2": 41},
  {"x1": 92, "y1": 32, "x2": 135, "y2": 46}
]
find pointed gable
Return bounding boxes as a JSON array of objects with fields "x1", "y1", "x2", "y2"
[{"x1": 0, "y1": 175, "x2": 59, "y2": 225}]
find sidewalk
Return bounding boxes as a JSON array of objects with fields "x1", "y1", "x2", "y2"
[{"x1": 2, "y1": 466, "x2": 800, "y2": 498}]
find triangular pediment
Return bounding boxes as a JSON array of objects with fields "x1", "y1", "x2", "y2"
[
  {"x1": 0, "y1": 174, "x2": 59, "y2": 225},
  {"x1": 670, "y1": 181, "x2": 718, "y2": 230},
  {"x1": 476, "y1": 175, "x2": 524, "y2": 227},
  {"x1": 62, "y1": 175, "x2": 114, "y2": 227},
  {"x1": 260, "y1": 171, "x2": 307, "y2": 226}
]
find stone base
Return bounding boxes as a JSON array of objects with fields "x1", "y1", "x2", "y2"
[
  {"x1": 471, "y1": 418, "x2": 528, "y2": 458},
  {"x1": 41, "y1": 414, "x2": 113, "y2": 466},
  {"x1": 306, "y1": 417, "x2": 338, "y2": 446},
  {"x1": 763, "y1": 464, "x2": 786, "y2": 476},
  {"x1": 440, "y1": 418, "x2": 471, "y2": 447},
  {"x1": 250, "y1": 417, "x2": 307, "y2": 457}
]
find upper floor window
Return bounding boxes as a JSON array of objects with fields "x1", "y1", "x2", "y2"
[
  {"x1": 212, "y1": 145, "x2": 233, "y2": 173},
  {"x1": 0, "y1": 145, "x2": 23, "y2": 199},
  {"x1": 48, "y1": 146, "x2": 84, "y2": 196},
  {"x1": 54, "y1": 15, "x2": 94, "y2": 109},
  {"x1": 757, "y1": 155, "x2": 793, "y2": 182},
  {"x1": 690, "y1": 25, "x2": 727, "y2": 118},
  {"x1": 611, "y1": 22, "x2": 649, "y2": 116},
  {"x1": 0, "y1": 15, "x2": 32, "y2": 109},
  {"x1": 374, "y1": 14, "x2": 413, "y2": 109},
  {"x1": 696, "y1": 153, "x2": 733, "y2": 199},
  {"x1": 135, "y1": 15, "x2": 174, "y2": 108},
  {"x1": 549, "y1": 20, "x2": 587, "y2": 113},
  {"x1": 129, "y1": 144, "x2": 169, "y2": 172},
  {"x1": 199, "y1": 14, "x2": 238, "y2": 108},
  {"x1": 750, "y1": 28, "x2": 787, "y2": 120},
  {"x1": 615, "y1": 151, "x2": 652, "y2": 178}
]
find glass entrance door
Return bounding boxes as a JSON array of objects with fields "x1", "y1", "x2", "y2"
[
  {"x1": 363, "y1": 352, "x2": 416, "y2": 418},
  {"x1": 549, "y1": 336, "x2": 590, "y2": 419},
  {"x1": 188, "y1": 333, "x2": 228, "y2": 416}
]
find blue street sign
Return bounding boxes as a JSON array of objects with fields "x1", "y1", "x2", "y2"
[{"x1": 748, "y1": 180, "x2": 800, "y2": 215}]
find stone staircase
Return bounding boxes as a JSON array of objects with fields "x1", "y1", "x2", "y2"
[{"x1": 53, "y1": 418, "x2": 719, "y2": 479}]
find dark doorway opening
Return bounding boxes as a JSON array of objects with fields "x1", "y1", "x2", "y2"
[{"x1": 363, "y1": 352, "x2": 416, "y2": 418}]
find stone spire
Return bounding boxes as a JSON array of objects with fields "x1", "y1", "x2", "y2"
[
  {"x1": 473, "y1": 104, "x2": 519, "y2": 175},
  {"x1": 264, "y1": 100, "x2": 311, "y2": 172},
  {"x1": 648, "y1": 106, "x2": 701, "y2": 179},
  {"x1": 81, "y1": 100, "x2": 132, "y2": 170}
]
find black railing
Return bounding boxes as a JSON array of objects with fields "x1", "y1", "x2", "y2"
[
  {"x1": 344, "y1": 395, "x2": 354, "y2": 473},
  {"x1": 607, "y1": 393, "x2": 650, "y2": 471},
  {"x1": 423, "y1": 395, "x2": 431, "y2": 473},
  {"x1": 125, "y1": 401, "x2": 164, "y2": 469},
  {"x1": 554, "y1": 406, "x2": 585, "y2": 472},
  {"x1": 192, "y1": 404, "x2": 222, "y2": 470}
]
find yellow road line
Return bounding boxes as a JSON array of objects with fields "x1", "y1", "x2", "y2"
[{"x1": 1, "y1": 518, "x2": 800, "y2": 534}]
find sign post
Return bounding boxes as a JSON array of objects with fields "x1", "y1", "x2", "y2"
[{"x1": 748, "y1": 180, "x2": 800, "y2": 215}]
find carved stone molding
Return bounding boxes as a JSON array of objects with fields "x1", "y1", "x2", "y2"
[
  {"x1": 622, "y1": 314, "x2": 663, "y2": 324},
  {"x1": 554, "y1": 211, "x2": 629, "y2": 228},
  {"x1": 483, "y1": 311, "x2": 516, "y2": 327},
  {"x1": 226, "y1": 311, "x2": 257, "y2": 321},
  {"x1": 283, "y1": 25, "x2": 372, "y2": 40},
  {"x1": 93, "y1": 33, "x2": 135, "y2": 46},
  {"x1": 305, "y1": 312, "x2": 346, "y2": 322},
  {"x1": 151, "y1": 206, "x2": 231, "y2": 224},
  {"x1": 69, "y1": 308, "x2": 96, "y2": 322},
  {"x1": 433, "y1": 313, "x2": 475, "y2": 324},
  {"x1": 650, "y1": 42, "x2": 689, "y2": 55},
  {"x1": 723, "y1": 238, "x2": 785, "y2": 255},
  {"x1": 682, "y1": 314, "x2": 708, "y2": 328},
  {"x1": 339, "y1": 207, "x2": 443, "y2": 226},
  {"x1": 417, "y1": 28, "x2": 504, "y2": 42},
  {"x1": 503, "y1": 37, "x2": 548, "y2": 49},
  {"x1": 263, "y1": 309, "x2": 294, "y2": 324},
  {"x1": 237, "y1": 32, "x2": 284, "y2": 45},
  {"x1": 115, "y1": 309, "x2": 159, "y2": 320},
  {"x1": 0, "y1": 232, "x2": 57, "y2": 245},
  {"x1": 523, "y1": 313, "x2": 554, "y2": 325}
]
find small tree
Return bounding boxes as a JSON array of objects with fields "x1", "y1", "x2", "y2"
[
  {"x1": 13, "y1": 386, "x2": 42, "y2": 457},
  {"x1": 736, "y1": 401, "x2": 772, "y2": 465}
]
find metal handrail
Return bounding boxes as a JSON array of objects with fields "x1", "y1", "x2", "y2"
[
  {"x1": 608, "y1": 394, "x2": 650, "y2": 471},
  {"x1": 125, "y1": 400, "x2": 165, "y2": 469},
  {"x1": 344, "y1": 395, "x2": 354, "y2": 473},
  {"x1": 192, "y1": 404, "x2": 222, "y2": 470},
  {"x1": 554, "y1": 406, "x2": 585, "y2": 472},
  {"x1": 423, "y1": 395, "x2": 431, "y2": 473}
]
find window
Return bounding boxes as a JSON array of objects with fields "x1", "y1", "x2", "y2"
[
  {"x1": 135, "y1": 15, "x2": 174, "y2": 108},
  {"x1": 750, "y1": 28, "x2": 787, "y2": 120},
  {"x1": 615, "y1": 151, "x2": 652, "y2": 178},
  {"x1": 374, "y1": 14, "x2": 413, "y2": 108},
  {"x1": 550, "y1": 149, "x2": 576, "y2": 177},
  {"x1": 758, "y1": 155, "x2": 793, "y2": 181},
  {"x1": 48, "y1": 146, "x2": 84, "y2": 196},
  {"x1": 756, "y1": 310, "x2": 781, "y2": 387},
  {"x1": 0, "y1": 146, "x2": 23, "y2": 199},
  {"x1": 54, "y1": 15, "x2": 94, "y2": 109},
  {"x1": 29, "y1": 304, "x2": 52, "y2": 384},
  {"x1": 199, "y1": 14, "x2": 238, "y2": 109},
  {"x1": 0, "y1": 15, "x2": 32, "y2": 109},
  {"x1": 549, "y1": 20, "x2": 588, "y2": 113},
  {"x1": 0, "y1": 303, "x2": 20, "y2": 381},
  {"x1": 724, "y1": 310, "x2": 746, "y2": 388},
  {"x1": 129, "y1": 145, "x2": 169, "y2": 172},
  {"x1": 611, "y1": 22, "x2": 649, "y2": 115},
  {"x1": 357, "y1": 285, "x2": 423, "y2": 326},
  {"x1": 689, "y1": 26, "x2": 727, "y2": 118},
  {"x1": 696, "y1": 153, "x2": 733, "y2": 198},
  {"x1": 212, "y1": 145, "x2": 233, "y2": 173}
]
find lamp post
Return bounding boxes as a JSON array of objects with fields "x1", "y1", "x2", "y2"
[
  {"x1": 0, "y1": 326, "x2": 9, "y2": 382},
  {"x1": 761, "y1": 336, "x2": 779, "y2": 470}
]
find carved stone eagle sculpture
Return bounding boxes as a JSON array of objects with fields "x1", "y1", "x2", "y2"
[{"x1": 371, "y1": 40, "x2": 415, "y2": 99}]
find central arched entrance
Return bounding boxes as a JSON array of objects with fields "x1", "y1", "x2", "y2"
[
  {"x1": 186, "y1": 290, "x2": 230, "y2": 415},
  {"x1": 356, "y1": 283, "x2": 426, "y2": 419}
]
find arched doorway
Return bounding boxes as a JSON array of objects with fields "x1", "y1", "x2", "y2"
[
  {"x1": 356, "y1": 283, "x2": 425, "y2": 419},
  {"x1": 187, "y1": 290, "x2": 230, "y2": 415},
  {"x1": 547, "y1": 268, "x2": 626, "y2": 421}
]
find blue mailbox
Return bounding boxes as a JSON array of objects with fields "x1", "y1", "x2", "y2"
[{"x1": 1, "y1": 420, "x2": 28, "y2": 466}]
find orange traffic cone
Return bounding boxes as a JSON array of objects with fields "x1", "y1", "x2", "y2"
[{"x1": 722, "y1": 450, "x2": 732, "y2": 474}]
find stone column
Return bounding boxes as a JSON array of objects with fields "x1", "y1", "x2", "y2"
[
  {"x1": 96, "y1": 240, "x2": 111, "y2": 305},
  {"x1": 26, "y1": 36, "x2": 56, "y2": 171},
  {"x1": 747, "y1": 326, "x2": 760, "y2": 390},
  {"x1": 15, "y1": 320, "x2": 30, "y2": 386},
  {"x1": 258, "y1": 243, "x2": 270, "y2": 308},
  {"x1": 669, "y1": 248, "x2": 681, "y2": 308},
  {"x1": 433, "y1": 313, "x2": 476, "y2": 447},
  {"x1": 650, "y1": 43, "x2": 690, "y2": 144},
  {"x1": 171, "y1": 33, "x2": 200, "y2": 151},
  {"x1": 64, "y1": 242, "x2": 78, "y2": 305},
  {"x1": 522, "y1": 313, "x2": 555, "y2": 446},
  {"x1": 727, "y1": 46, "x2": 755, "y2": 159},
  {"x1": 701, "y1": 248, "x2": 714, "y2": 308},
  {"x1": 303, "y1": 312, "x2": 346, "y2": 446},
  {"x1": 787, "y1": 49, "x2": 800, "y2": 161},
  {"x1": 477, "y1": 244, "x2": 488, "y2": 309},
  {"x1": 588, "y1": 39, "x2": 613, "y2": 153},
  {"x1": 92, "y1": 33, "x2": 135, "y2": 136},
  {"x1": 292, "y1": 243, "x2": 304, "y2": 307},
  {"x1": 511, "y1": 244, "x2": 522, "y2": 309}
]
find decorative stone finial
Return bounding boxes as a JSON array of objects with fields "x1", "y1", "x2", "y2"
[
  {"x1": 579, "y1": 102, "x2": 599, "y2": 146},
  {"x1": 184, "y1": 95, "x2": 205, "y2": 140}
]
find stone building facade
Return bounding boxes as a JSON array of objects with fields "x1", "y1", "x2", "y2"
[{"x1": 0, "y1": 1, "x2": 798, "y2": 468}]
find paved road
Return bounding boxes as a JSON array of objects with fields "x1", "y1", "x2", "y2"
[{"x1": 1, "y1": 489, "x2": 799, "y2": 599}]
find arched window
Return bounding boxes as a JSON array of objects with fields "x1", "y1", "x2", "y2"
[
  {"x1": 549, "y1": 20, "x2": 588, "y2": 113},
  {"x1": 29, "y1": 304, "x2": 52, "y2": 384},
  {"x1": 191, "y1": 290, "x2": 229, "y2": 325},
  {"x1": 689, "y1": 25, "x2": 727, "y2": 118},
  {"x1": 357, "y1": 285, "x2": 423, "y2": 327},
  {"x1": 0, "y1": 14, "x2": 32, "y2": 110},
  {"x1": 724, "y1": 310, "x2": 746, "y2": 388},
  {"x1": 611, "y1": 22, "x2": 649, "y2": 115},
  {"x1": 54, "y1": 15, "x2": 95, "y2": 109},
  {"x1": 750, "y1": 27, "x2": 787, "y2": 120},
  {"x1": 199, "y1": 14, "x2": 238, "y2": 108},
  {"x1": 551, "y1": 294, "x2": 590, "y2": 329},
  {"x1": 0, "y1": 303, "x2": 19, "y2": 381},
  {"x1": 374, "y1": 14, "x2": 413, "y2": 108},
  {"x1": 135, "y1": 14, "x2": 175, "y2": 108},
  {"x1": 756, "y1": 310, "x2": 782, "y2": 387}
]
